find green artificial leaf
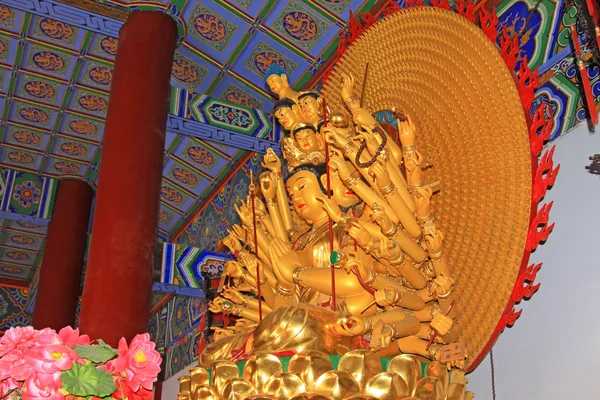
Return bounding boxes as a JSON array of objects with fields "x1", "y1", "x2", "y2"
[
  {"x1": 61, "y1": 363, "x2": 117, "y2": 397},
  {"x1": 74, "y1": 343, "x2": 118, "y2": 363}
]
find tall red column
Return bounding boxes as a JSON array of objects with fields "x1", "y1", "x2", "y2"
[
  {"x1": 32, "y1": 180, "x2": 93, "y2": 330},
  {"x1": 78, "y1": 11, "x2": 177, "y2": 347}
]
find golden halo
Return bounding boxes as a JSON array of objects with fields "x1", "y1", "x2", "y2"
[{"x1": 323, "y1": 7, "x2": 532, "y2": 369}]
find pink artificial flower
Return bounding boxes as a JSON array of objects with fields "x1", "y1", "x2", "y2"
[
  {"x1": 0, "y1": 326, "x2": 38, "y2": 357},
  {"x1": 57, "y1": 327, "x2": 90, "y2": 348},
  {"x1": 0, "y1": 349, "x2": 25, "y2": 380},
  {"x1": 35, "y1": 329, "x2": 61, "y2": 346},
  {"x1": 0, "y1": 377, "x2": 22, "y2": 398},
  {"x1": 24, "y1": 344, "x2": 76, "y2": 374},
  {"x1": 106, "y1": 334, "x2": 162, "y2": 391},
  {"x1": 9, "y1": 358, "x2": 35, "y2": 381},
  {"x1": 22, "y1": 373, "x2": 64, "y2": 400}
]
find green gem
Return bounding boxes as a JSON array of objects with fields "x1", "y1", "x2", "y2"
[{"x1": 330, "y1": 251, "x2": 340, "y2": 265}]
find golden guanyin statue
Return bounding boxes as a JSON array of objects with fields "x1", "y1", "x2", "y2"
[{"x1": 196, "y1": 7, "x2": 533, "y2": 400}]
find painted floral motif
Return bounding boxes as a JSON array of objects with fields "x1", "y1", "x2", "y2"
[
  {"x1": 1, "y1": 265, "x2": 23, "y2": 274},
  {"x1": 223, "y1": 90, "x2": 258, "y2": 109},
  {"x1": 6, "y1": 251, "x2": 29, "y2": 260},
  {"x1": 282, "y1": 11, "x2": 318, "y2": 41},
  {"x1": 13, "y1": 131, "x2": 41, "y2": 146},
  {"x1": 39, "y1": 18, "x2": 75, "y2": 41},
  {"x1": 0, "y1": 5, "x2": 11, "y2": 23},
  {"x1": 0, "y1": 291, "x2": 7, "y2": 315},
  {"x1": 0, "y1": 40, "x2": 5, "y2": 55},
  {"x1": 78, "y1": 94, "x2": 107, "y2": 112},
  {"x1": 18, "y1": 222, "x2": 41, "y2": 229},
  {"x1": 24, "y1": 81, "x2": 55, "y2": 99},
  {"x1": 100, "y1": 37, "x2": 118, "y2": 55},
  {"x1": 187, "y1": 146, "x2": 214, "y2": 165},
  {"x1": 54, "y1": 161, "x2": 80, "y2": 174},
  {"x1": 208, "y1": 104, "x2": 253, "y2": 128},
  {"x1": 173, "y1": 168, "x2": 198, "y2": 185},
  {"x1": 194, "y1": 12, "x2": 227, "y2": 42},
  {"x1": 8, "y1": 152, "x2": 34, "y2": 165},
  {"x1": 19, "y1": 107, "x2": 48, "y2": 123},
  {"x1": 161, "y1": 186, "x2": 184, "y2": 203},
  {"x1": 69, "y1": 119, "x2": 98, "y2": 135},
  {"x1": 60, "y1": 142, "x2": 87, "y2": 156},
  {"x1": 158, "y1": 208, "x2": 168, "y2": 223},
  {"x1": 89, "y1": 66, "x2": 112, "y2": 85},
  {"x1": 254, "y1": 50, "x2": 286, "y2": 75},
  {"x1": 172, "y1": 59, "x2": 199, "y2": 84},
  {"x1": 10, "y1": 235, "x2": 35, "y2": 245},
  {"x1": 32, "y1": 51, "x2": 64, "y2": 71},
  {"x1": 12, "y1": 180, "x2": 41, "y2": 208}
]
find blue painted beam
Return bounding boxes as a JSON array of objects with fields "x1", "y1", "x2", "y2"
[
  {"x1": 167, "y1": 115, "x2": 281, "y2": 155},
  {"x1": 538, "y1": 45, "x2": 573, "y2": 75},
  {"x1": 0, "y1": 0, "x2": 123, "y2": 37},
  {"x1": 0, "y1": 211, "x2": 49, "y2": 226},
  {"x1": 152, "y1": 282, "x2": 205, "y2": 298}
]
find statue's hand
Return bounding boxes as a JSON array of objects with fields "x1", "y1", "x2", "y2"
[
  {"x1": 370, "y1": 321, "x2": 393, "y2": 350},
  {"x1": 246, "y1": 194, "x2": 266, "y2": 216},
  {"x1": 370, "y1": 203, "x2": 393, "y2": 232},
  {"x1": 222, "y1": 287, "x2": 245, "y2": 305},
  {"x1": 414, "y1": 186, "x2": 433, "y2": 219},
  {"x1": 324, "y1": 127, "x2": 350, "y2": 149},
  {"x1": 260, "y1": 173, "x2": 278, "y2": 200},
  {"x1": 355, "y1": 125, "x2": 381, "y2": 157},
  {"x1": 375, "y1": 287, "x2": 399, "y2": 308},
  {"x1": 234, "y1": 202, "x2": 252, "y2": 226},
  {"x1": 316, "y1": 197, "x2": 343, "y2": 221},
  {"x1": 223, "y1": 234, "x2": 242, "y2": 253},
  {"x1": 347, "y1": 220, "x2": 373, "y2": 248},
  {"x1": 352, "y1": 109, "x2": 377, "y2": 129},
  {"x1": 431, "y1": 274, "x2": 454, "y2": 296},
  {"x1": 368, "y1": 159, "x2": 391, "y2": 188},
  {"x1": 341, "y1": 73, "x2": 355, "y2": 101},
  {"x1": 398, "y1": 114, "x2": 416, "y2": 147},
  {"x1": 425, "y1": 230, "x2": 444, "y2": 256},
  {"x1": 209, "y1": 297, "x2": 233, "y2": 314},
  {"x1": 329, "y1": 154, "x2": 354, "y2": 180},
  {"x1": 261, "y1": 148, "x2": 282, "y2": 173},
  {"x1": 430, "y1": 314, "x2": 453, "y2": 336},
  {"x1": 380, "y1": 238, "x2": 401, "y2": 260},
  {"x1": 212, "y1": 327, "x2": 234, "y2": 340},
  {"x1": 268, "y1": 238, "x2": 301, "y2": 285},
  {"x1": 223, "y1": 261, "x2": 244, "y2": 279},
  {"x1": 342, "y1": 253, "x2": 368, "y2": 277},
  {"x1": 335, "y1": 317, "x2": 367, "y2": 337}
]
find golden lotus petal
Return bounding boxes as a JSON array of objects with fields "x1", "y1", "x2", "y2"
[
  {"x1": 337, "y1": 349, "x2": 382, "y2": 392},
  {"x1": 244, "y1": 353, "x2": 284, "y2": 393},
  {"x1": 446, "y1": 383, "x2": 466, "y2": 400},
  {"x1": 413, "y1": 376, "x2": 444, "y2": 400},
  {"x1": 178, "y1": 392, "x2": 191, "y2": 400},
  {"x1": 342, "y1": 395, "x2": 379, "y2": 400},
  {"x1": 179, "y1": 376, "x2": 192, "y2": 393},
  {"x1": 386, "y1": 354, "x2": 422, "y2": 395},
  {"x1": 364, "y1": 372, "x2": 409, "y2": 400},
  {"x1": 425, "y1": 362, "x2": 448, "y2": 393},
  {"x1": 189, "y1": 367, "x2": 209, "y2": 392},
  {"x1": 212, "y1": 360, "x2": 240, "y2": 396},
  {"x1": 291, "y1": 393, "x2": 333, "y2": 400},
  {"x1": 314, "y1": 370, "x2": 360, "y2": 400},
  {"x1": 222, "y1": 377, "x2": 258, "y2": 400},
  {"x1": 264, "y1": 372, "x2": 307, "y2": 400},
  {"x1": 288, "y1": 351, "x2": 333, "y2": 391},
  {"x1": 245, "y1": 395, "x2": 277, "y2": 400},
  {"x1": 194, "y1": 385, "x2": 218, "y2": 400}
]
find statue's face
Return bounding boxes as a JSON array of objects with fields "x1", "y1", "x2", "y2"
[
  {"x1": 275, "y1": 106, "x2": 300, "y2": 131},
  {"x1": 267, "y1": 74, "x2": 286, "y2": 95},
  {"x1": 286, "y1": 170, "x2": 326, "y2": 222},
  {"x1": 294, "y1": 128, "x2": 320, "y2": 153},
  {"x1": 330, "y1": 173, "x2": 360, "y2": 208},
  {"x1": 299, "y1": 96, "x2": 321, "y2": 123}
]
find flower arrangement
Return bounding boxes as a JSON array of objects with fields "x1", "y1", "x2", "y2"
[{"x1": 0, "y1": 326, "x2": 162, "y2": 400}]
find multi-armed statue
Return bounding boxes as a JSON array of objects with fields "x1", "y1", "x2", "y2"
[{"x1": 202, "y1": 64, "x2": 464, "y2": 369}]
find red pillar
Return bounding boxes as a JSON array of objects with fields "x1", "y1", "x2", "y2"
[
  {"x1": 32, "y1": 179, "x2": 92, "y2": 330},
  {"x1": 78, "y1": 11, "x2": 177, "y2": 347}
]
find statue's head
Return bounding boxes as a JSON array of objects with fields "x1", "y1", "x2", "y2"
[
  {"x1": 273, "y1": 98, "x2": 302, "y2": 131},
  {"x1": 285, "y1": 164, "x2": 330, "y2": 223},
  {"x1": 265, "y1": 64, "x2": 289, "y2": 98},
  {"x1": 292, "y1": 123, "x2": 322, "y2": 154},
  {"x1": 298, "y1": 91, "x2": 323, "y2": 125}
]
